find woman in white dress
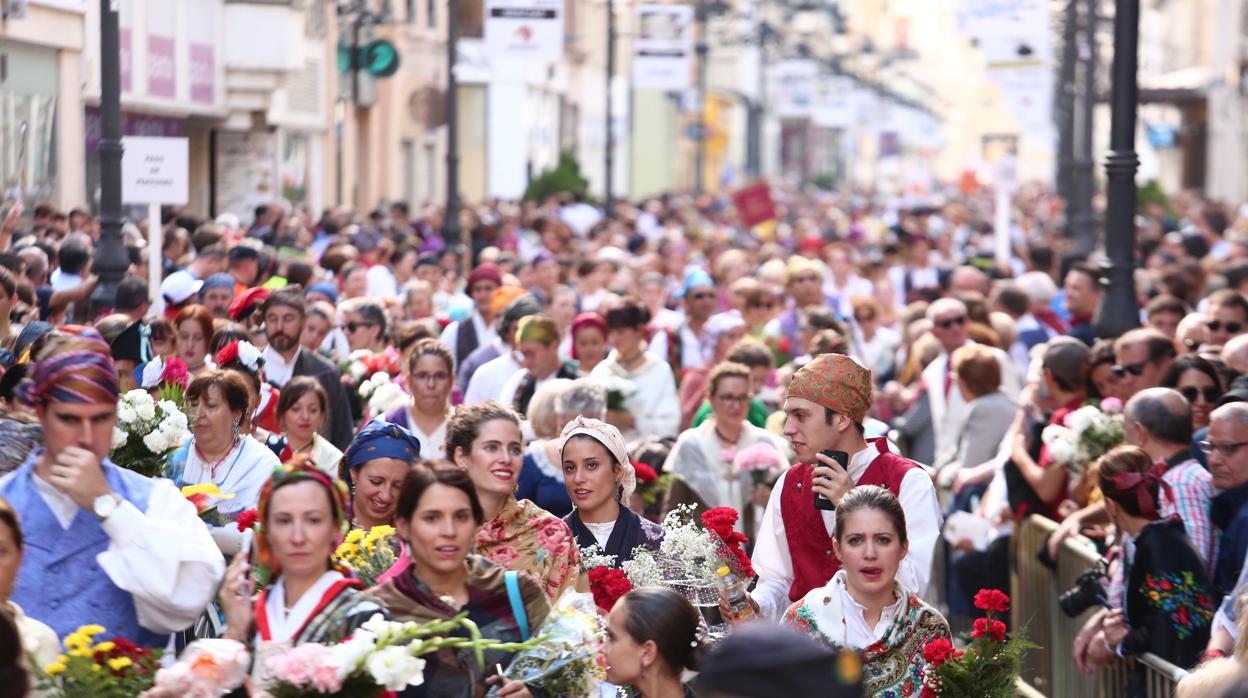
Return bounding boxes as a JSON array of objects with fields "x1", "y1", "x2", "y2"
[
  {"x1": 166, "y1": 370, "x2": 281, "y2": 555},
  {"x1": 590, "y1": 301, "x2": 679, "y2": 444}
]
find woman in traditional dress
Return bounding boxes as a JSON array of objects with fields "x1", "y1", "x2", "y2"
[
  {"x1": 174, "y1": 305, "x2": 215, "y2": 377},
  {"x1": 0, "y1": 496, "x2": 58, "y2": 695},
  {"x1": 604, "y1": 587, "x2": 702, "y2": 698},
  {"x1": 265, "y1": 377, "x2": 343, "y2": 476},
  {"x1": 384, "y1": 338, "x2": 455, "y2": 460},
  {"x1": 371, "y1": 466, "x2": 546, "y2": 698},
  {"x1": 664, "y1": 362, "x2": 789, "y2": 533},
  {"x1": 214, "y1": 339, "x2": 279, "y2": 440},
  {"x1": 590, "y1": 301, "x2": 680, "y2": 443},
  {"x1": 561, "y1": 417, "x2": 662, "y2": 564},
  {"x1": 166, "y1": 370, "x2": 282, "y2": 555},
  {"x1": 342, "y1": 420, "x2": 422, "y2": 530},
  {"x1": 449, "y1": 400, "x2": 581, "y2": 602},
  {"x1": 218, "y1": 461, "x2": 385, "y2": 683},
  {"x1": 676, "y1": 311, "x2": 746, "y2": 431},
  {"x1": 783, "y1": 486, "x2": 950, "y2": 696}
]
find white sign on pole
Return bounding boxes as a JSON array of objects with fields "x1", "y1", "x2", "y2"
[
  {"x1": 773, "y1": 60, "x2": 817, "y2": 118},
  {"x1": 484, "y1": 0, "x2": 563, "y2": 64},
  {"x1": 812, "y1": 75, "x2": 855, "y2": 128},
  {"x1": 122, "y1": 136, "x2": 189, "y2": 205},
  {"x1": 123, "y1": 136, "x2": 188, "y2": 315},
  {"x1": 632, "y1": 4, "x2": 693, "y2": 90}
]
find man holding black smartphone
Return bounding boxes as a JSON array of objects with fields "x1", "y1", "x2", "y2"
[{"x1": 748, "y1": 353, "x2": 942, "y2": 620}]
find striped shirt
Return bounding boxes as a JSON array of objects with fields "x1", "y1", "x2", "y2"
[{"x1": 1162, "y1": 457, "x2": 1217, "y2": 576}]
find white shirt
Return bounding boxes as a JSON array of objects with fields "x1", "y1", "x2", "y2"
[
  {"x1": 588, "y1": 351, "x2": 680, "y2": 442},
  {"x1": 440, "y1": 311, "x2": 498, "y2": 361},
  {"x1": 3, "y1": 466, "x2": 225, "y2": 635},
  {"x1": 750, "y1": 440, "x2": 943, "y2": 620},
  {"x1": 366, "y1": 265, "x2": 398, "y2": 299},
  {"x1": 584, "y1": 521, "x2": 616, "y2": 548},
  {"x1": 405, "y1": 406, "x2": 448, "y2": 460},
  {"x1": 262, "y1": 346, "x2": 301, "y2": 388},
  {"x1": 464, "y1": 351, "x2": 523, "y2": 405},
  {"x1": 831, "y1": 570, "x2": 909, "y2": 649},
  {"x1": 262, "y1": 571, "x2": 347, "y2": 642}
]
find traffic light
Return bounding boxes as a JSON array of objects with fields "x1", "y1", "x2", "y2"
[{"x1": 337, "y1": 39, "x2": 402, "y2": 78}]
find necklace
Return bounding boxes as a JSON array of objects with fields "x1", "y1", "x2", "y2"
[{"x1": 198, "y1": 437, "x2": 242, "y2": 484}]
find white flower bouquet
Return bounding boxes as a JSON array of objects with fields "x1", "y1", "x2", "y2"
[
  {"x1": 485, "y1": 591, "x2": 607, "y2": 698},
  {"x1": 594, "y1": 375, "x2": 637, "y2": 413},
  {"x1": 359, "y1": 373, "x2": 408, "y2": 419},
  {"x1": 1039, "y1": 398, "x2": 1124, "y2": 477},
  {"x1": 111, "y1": 389, "x2": 189, "y2": 477},
  {"x1": 621, "y1": 504, "x2": 725, "y2": 605}
]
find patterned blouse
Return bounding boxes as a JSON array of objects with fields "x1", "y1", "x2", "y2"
[{"x1": 475, "y1": 496, "x2": 583, "y2": 602}]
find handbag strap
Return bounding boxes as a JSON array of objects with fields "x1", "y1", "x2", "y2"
[{"x1": 504, "y1": 570, "x2": 530, "y2": 641}]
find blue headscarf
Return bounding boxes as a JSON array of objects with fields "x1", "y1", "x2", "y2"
[
  {"x1": 677, "y1": 266, "x2": 714, "y2": 299},
  {"x1": 307, "y1": 281, "x2": 339, "y2": 304},
  {"x1": 342, "y1": 419, "x2": 422, "y2": 487}
]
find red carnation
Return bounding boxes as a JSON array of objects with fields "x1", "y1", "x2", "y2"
[
  {"x1": 588, "y1": 566, "x2": 633, "y2": 611},
  {"x1": 973, "y1": 588, "x2": 1010, "y2": 615},
  {"x1": 215, "y1": 340, "x2": 241, "y2": 369},
  {"x1": 701, "y1": 507, "x2": 739, "y2": 535},
  {"x1": 922, "y1": 638, "x2": 955, "y2": 667},
  {"x1": 236, "y1": 509, "x2": 259, "y2": 532},
  {"x1": 161, "y1": 357, "x2": 190, "y2": 388},
  {"x1": 632, "y1": 461, "x2": 658, "y2": 483},
  {"x1": 921, "y1": 686, "x2": 938, "y2": 698},
  {"x1": 972, "y1": 617, "x2": 1007, "y2": 642}
]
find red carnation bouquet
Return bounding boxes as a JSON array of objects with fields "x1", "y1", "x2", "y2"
[
  {"x1": 701, "y1": 506, "x2": 754, "y2": 579},
  {"x1": 588, "y1": 566, "x2": 633, "y2": 611},
  {"x1": 920, "y1": 589, "x2": 1033, "y2": 698}
]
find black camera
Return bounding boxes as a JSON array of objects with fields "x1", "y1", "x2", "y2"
[{"x1": 1058, "y1": 561, "x2": 1110, "y2": 618}]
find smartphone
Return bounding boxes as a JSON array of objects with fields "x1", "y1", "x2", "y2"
[{"x1": 814, "y1": 450, "x2": 849, "y2": 511}]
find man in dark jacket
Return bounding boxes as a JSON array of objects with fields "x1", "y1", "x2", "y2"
[{"x1": 259, "y1": 286, "x2": 354, "y2": 449}]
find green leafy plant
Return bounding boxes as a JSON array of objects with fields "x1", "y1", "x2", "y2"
[
  {"x1": 920, "y1": 589, "x2": 1035, "y2": 698},
  {"x1": 523, "y1": 151, "x2": 590, "y2": 203}
]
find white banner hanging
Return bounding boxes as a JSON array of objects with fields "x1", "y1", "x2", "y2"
[
  {"x1": 633, "y1": 4, "x2": 693, "y2": 90},
  {"x1": 773, "y1": 60, "x2": 817, "y2": 118},
  {"x1": 812, "y1": 75, "x2": 855, "y2": 128},
  {"x1": 484, "y1": 0, "x2": 563, "y2": 64}
]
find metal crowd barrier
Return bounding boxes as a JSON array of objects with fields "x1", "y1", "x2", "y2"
[{"x1": 1011, "y1": 515, "x2": 1189, "y2": 697}]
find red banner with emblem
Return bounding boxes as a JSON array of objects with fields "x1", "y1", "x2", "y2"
[{"x1": 732, "y1": 182, "x2": 777, "y2": 227}]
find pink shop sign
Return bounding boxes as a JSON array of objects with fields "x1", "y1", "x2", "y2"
[
  {"x1": 190, "y1": 44, "x2": 214, "y2": 104},
  {"x1": 148, "y1": 35, "x2": 176, "y2": 99}
]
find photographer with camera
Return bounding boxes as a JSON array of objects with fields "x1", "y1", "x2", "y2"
[{"x1": 1072, "y1": 446, "x2": 1216, "y2": 675}]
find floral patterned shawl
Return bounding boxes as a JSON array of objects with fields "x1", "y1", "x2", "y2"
[
  {"x1": 475, "y1": 496, "x2": 583, "y2": 602},
  {"x1": 784, "y1": 574, "x2": 950, "y2": 698}
]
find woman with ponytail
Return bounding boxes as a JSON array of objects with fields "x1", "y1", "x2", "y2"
[{"x1": 604, "y1": 587, "x2": 702, "y2": 698}]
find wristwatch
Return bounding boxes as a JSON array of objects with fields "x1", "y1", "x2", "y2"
[{"x1": 92, "y1": 493, "x2": 122, "y2": 521}]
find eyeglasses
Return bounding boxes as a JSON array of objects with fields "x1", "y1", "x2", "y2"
[
  {"x1": 345, "y1": 322, "x2": 377, "y2": 333},
  {"x1": 934, "y1": 316, "x2": 965, "y2": 330},
  {"x1": 1198, "y1": 440, "x2": 1248, "y2": 457},
  {"x1": 1112, "y1": 359, "x2": 1152, "y2": 378},
  {"x1": 413, "y1": 371, "x2": 450, "y2": 384},
  {"x1": 714, "y1": 393, "x2": 749, "y2": 406},
  {"x1": 1207, "y1": 320, "x2": 1244, "y2": 334},
  {"x1": 1179, "y1": 386, "x2": 1221, "y2": 404}
]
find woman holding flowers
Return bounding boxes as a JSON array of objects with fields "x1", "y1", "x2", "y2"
[
  {"x1": 783, "y1": 486, "x2": 950, "y2": 696},
  {"x1": 560, "y1": 416, "x2": 663, "y2": 565},
  {"x1": 342, "y1": 420, "x2": 422, "y2": 530},
  {"x1": 266, "y1": 377, "x2": 342, "y2": 476},
  {"x1": 450, "y1": 401, "x2": 582, "y2": 602},
  {"x1": 218, "y1": 461, "x2": 386, "y2": 683},
  {"x1": 590, "y1": 301, "x2": 679, "y2": 443},
  {"x1": 166, "y1": 370, "x2": 282, "y2": 555},
  {"x1": 371, "y1": 466, "x2": 547, "y2": 697}
]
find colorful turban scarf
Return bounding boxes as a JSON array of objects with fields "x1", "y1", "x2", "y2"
[
  {"x1": 20, "y1": 331, "x2": 120, "y2": 406},
  {"x1": 570, "y1": 313, "x2": 608, "y2": 360},
  {"x1": 559, "y1": 416, "x2": 636, "y2": 503},
  {"x1": 254, "y1": 458, "x2": 351, "y2": 579},
  {"x1": 515, "y1": 315, "x2": 560, "y2": 346},
  {"x1": 342, "y1": 419, "x2": 422, "y2": 490},
  {"x1": 786, "y1": 353, "x2": 873, "y2": 424}
]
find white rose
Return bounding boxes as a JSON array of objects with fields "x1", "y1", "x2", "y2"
[
  {"x1": 364, "y1": 646, "x2": 426, "y2": 691},
  {"x1": 1067, "y1": 406, "x2": 1098, "y2": 435},
  {"x1": 349, "y1": 363, "x2": 367, "y2": 382},
  {"x1": 328, "y1": 632, "x2": 376, "y2": 678},
  {"x1": 142, "y1": 430, "x2": 169, "y2": 454},
  {"x1": 135, "y1": 401, "x2": 157, "y2": 422},
  {"x1": 359, "y1": 381, "x2": 376, "y2": 399},
  {"x1": 1048, "y1": 438, "x2": 1076, "y2": 465},
  {"x1": 157, "y1": 399, "x2": 179, "y2": 416},
  {"x1": 374, "y1": 372, "x2": 391, "y2": 385},
  {"x1": 1041, "y1": 425, "x2": 1072, "y2": 446},
  {"x1": 111, "y1": 427, "x2": 128, "y2": 450},
  {"x1": 117, "y1": 402, "x2": 138, "y2": 424}
]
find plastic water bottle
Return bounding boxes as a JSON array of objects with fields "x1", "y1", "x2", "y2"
[{"x1": 716, "y1": 566, "x2": 755, "y2": 622}]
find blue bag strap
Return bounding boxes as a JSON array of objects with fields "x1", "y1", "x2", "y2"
[{"x1": 504, "y1": 570, "x2": 530, "y2": 641}]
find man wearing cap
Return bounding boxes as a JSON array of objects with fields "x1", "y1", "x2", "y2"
[
  {"x1": 160, "y1": 271, "x2": 204, "y2": 319},
  {"x1": 651, "y1": 267, "x2": 717, "y2": 374},
  {"x1": 464, "y1": 294, "x2": 541, "y2": 406},
  {"x1": 750, "y1": 353, "x2": 941, "y2": 619},
  {"x1": 198, "y1": 273, "x2": 236, "y2": 319},
  {"x1": 440, "y1": 263, "x2": 502, "y2": 367},
  {"x1": 500, "y1": 314, "x2": 580, "y2": 415},
  {"x1": 260, "y1": 286, "x2": 354, "y2": 449},
  {"x1": 0, "y1": 332, "x2": 224, "y2": 646}
]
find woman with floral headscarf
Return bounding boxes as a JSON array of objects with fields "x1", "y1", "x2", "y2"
[
  {"x1": 217, "y1": 460, "x2": 386, "y2": 682},
  {"x1": 560, "y1": 417, "x2": 663, "y2": 565}
]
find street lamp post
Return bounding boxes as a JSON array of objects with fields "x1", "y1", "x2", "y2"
[
  {"x1": 444, "y1": 0, "x2": 461, "y2": 246},
  {"x1": 694, "y1": 0, "x2": 708, "y2": 194},
  {"x1": 1069, "y1": 0, "x2": 1098, "y2": 256},
  {"x1": 1094, "y1": 0, "x2": 1140, "y2": 339},
  {"x1": 91, "y1": 0, "x2": 129, "y2": 314},
  {"x1": 605, "y1": 0, "x2": 615, "y2": 212}
]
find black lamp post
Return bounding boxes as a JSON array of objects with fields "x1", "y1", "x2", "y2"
[
  {"x1": 90, "y1": 0, "x2": 128, "y2": 314},
  {"x1": 694, "y1": 0, "x2": 709, "y2": 194},
  {"x1": 443, "y1": 0, "x2": 461, "y2": 246},
  {"x1": 604, "y1": 0, "x2": 615, "y2": 212},
  {"x1": 1094, "y1": 0, "x2": 1140, "y2": 339}
]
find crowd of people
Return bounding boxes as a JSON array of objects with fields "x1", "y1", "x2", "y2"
[{"x1": 4, "y1": 184, "x2": 1248, "y2": 696}]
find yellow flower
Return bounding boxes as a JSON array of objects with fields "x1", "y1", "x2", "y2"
[
  {"x1": 93, "y1": 641, "x2": 116, "y2": 653},
  {"x1": 364, "y1": 525, "x2": 394, "y2": 549},
  {"x1": 63, "y1": 633, "x2": 90, "y2": 652},
  {"x1": 107, "y1": 657, "x2": 133, "y2": 671},
  {"x1": 69, "y1": 648, "x2": 93, "y2": 658},
  {"x1": 180, "y1": 483, "x2": 236, "y2": 499},
  {"x1": 344, "y1": 528, "x2": 366, "y2": 545},
  {"x1": 44, "y1": 662, "x2": 67, "y2": 676},
  {"x1": 90, "y1": 663, "x2": 101, "y2": 673},
  {"x1": 335, "y1": 542, "x2": 361, "y2": 559},
  {"x1": 77, "y1": 624, "x2": 106, "y2": 637}
]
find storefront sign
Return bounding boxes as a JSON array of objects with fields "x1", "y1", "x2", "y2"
[
  {"x1": 633, "y1": 4, "x2": 693, "y2": 91},
  {"x1": 773, "y1": 60, "x2": 817, "y2": 119},
  {"x1": 484, "y1": 0, "x2": 563, "y2": 64},
  {"x1": 190, "y1": 43, "x2": 215, "y2": 104},
  {"x1": 148, "y1": 34, "x2": 176, "y2": 98}
]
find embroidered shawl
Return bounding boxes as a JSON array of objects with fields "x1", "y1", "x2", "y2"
[
  {"x1": 783, "y1": 576, "x2": 950, "y2": 698},
  {"x1": 474, "y1": 496, "x2": 583, "y2": 602}
]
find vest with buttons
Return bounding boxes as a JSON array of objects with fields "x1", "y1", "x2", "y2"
[
  {"x1": 778, "y1": 438, "x2": 916, "y2": 603},
  {"x1": 0, "y1": 454, "x2": 166, "y2": 647}
]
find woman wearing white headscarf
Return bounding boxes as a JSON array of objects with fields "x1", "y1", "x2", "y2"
[{"x1": 560, "y1": 417, "x2": 664, "y2": 564}]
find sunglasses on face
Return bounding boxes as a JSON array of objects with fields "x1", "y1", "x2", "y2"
[
  {"x1": 1112, "y1": 359, "x2": 1151, "y2": 378},
  {"x1": 688, "y1": 291, "x2": 715, "y2": 301},
  {"x1": 1208, "y1": 320, "x2": 1244, "y2": 334},
  {"x1": 1179, "y1": 386, "x2": 1221, "y2": 404},
  {"x1": 346, "y1": 322, "x2": 377, "y2": 333},
  {"x1": 935, "y1": 316, "x2": 965, "y2": 330}
]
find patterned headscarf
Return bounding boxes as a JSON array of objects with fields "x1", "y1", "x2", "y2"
[
  {"x1": 254, "y1": 458, "x2": 351, "y2": 579},
  {"x1": 559, "y1": 416, "x2": 636, "y2": 503},
  {"x1": 20, "y1": 331, "x2": 120, "y2": 406},
  {"x1": 786, "y1": 353, "x2": 873, "y2": 423},
  {"x1": 342, "y1": 420, "x2": 422, "y2": 489},
  {"x1": 515, "y1": 315, "x2": 560, "y2": 346}
]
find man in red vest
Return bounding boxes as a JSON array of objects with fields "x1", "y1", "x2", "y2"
[{"x1": 748, "y1": 353, "x2": 942, "y2": 620}]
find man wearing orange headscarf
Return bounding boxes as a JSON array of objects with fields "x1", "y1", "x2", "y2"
[{"x1": 749, "y1": 353, "x2": 942, "y2": 620}]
